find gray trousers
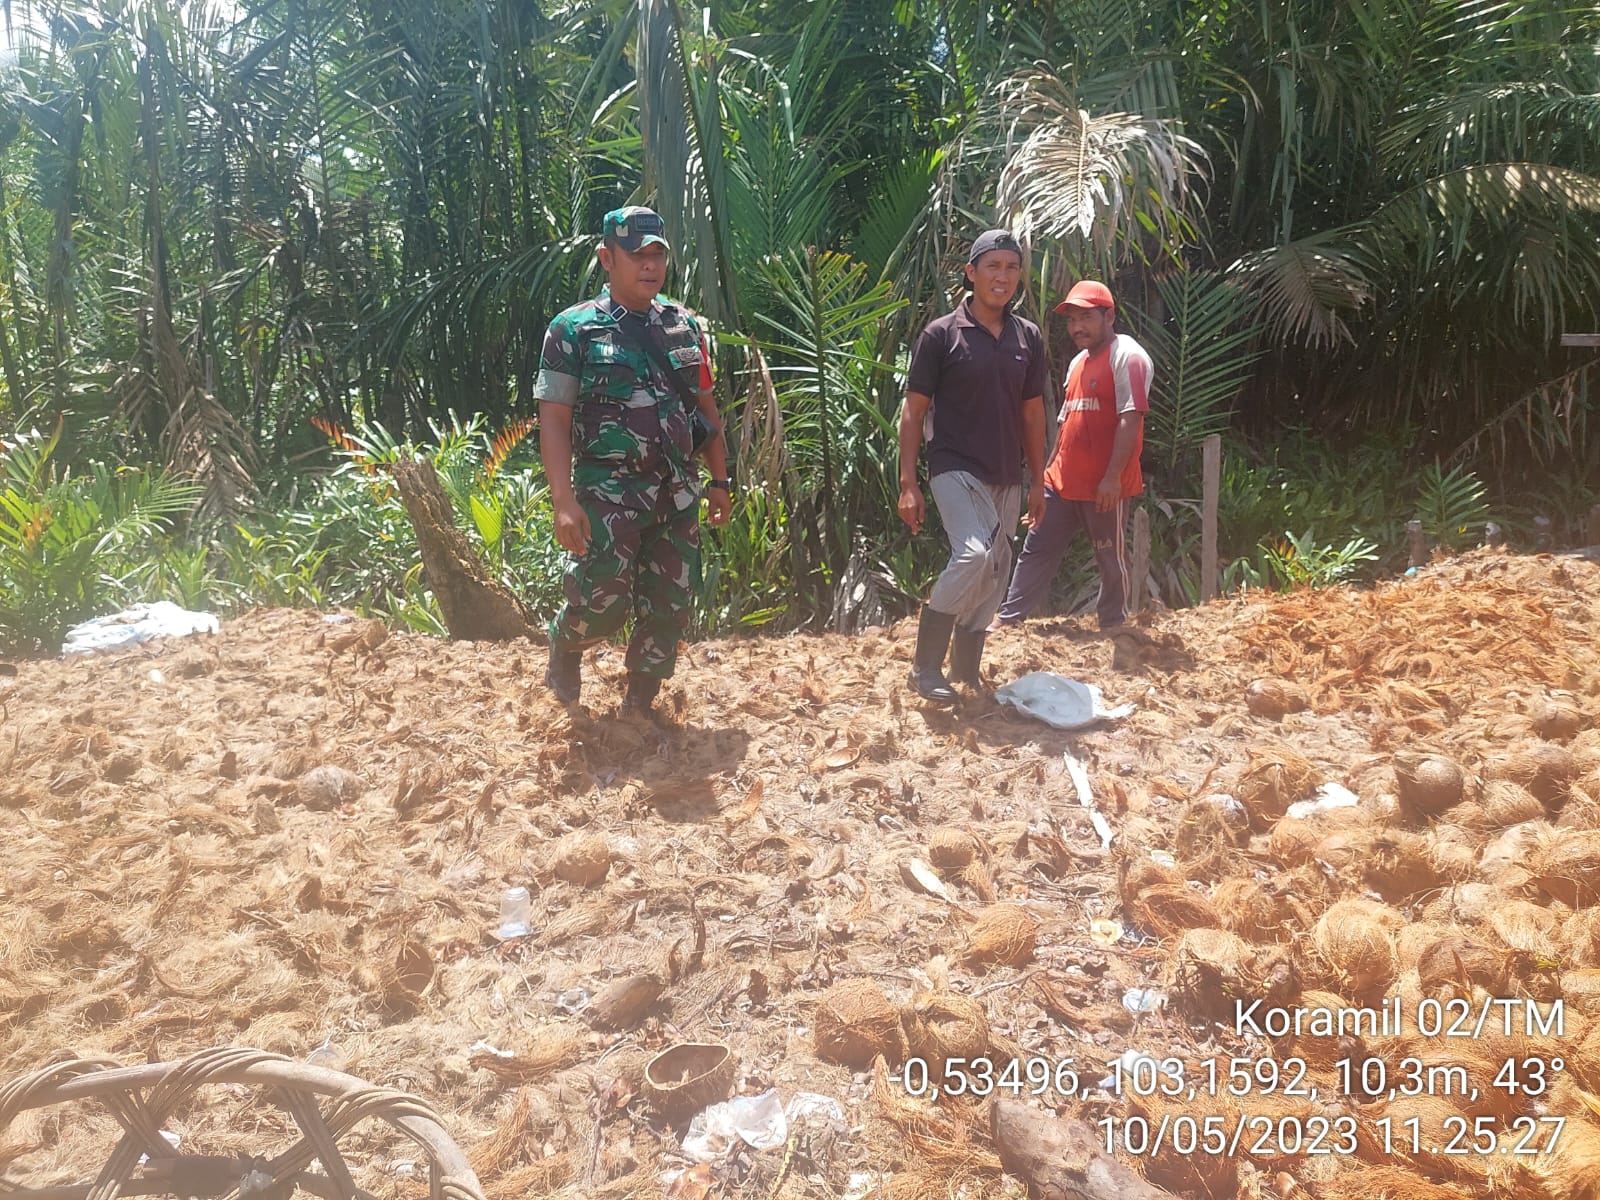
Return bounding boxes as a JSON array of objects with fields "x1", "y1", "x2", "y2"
[
  {"x1": 996, "y1": 488, "x2": 1129, "y2": 628},
  {"x1": 928, "y1": 471, "x2": 1023, "y2": 631}
]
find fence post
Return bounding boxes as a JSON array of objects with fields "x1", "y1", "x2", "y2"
[
  {"x1": 1200, "y1": 434, "x2": 1220, "y2": 602},
  {"x1": 1407, "y1": 520, "x2": 1427, "y2": 568},
  {"x1": 1130, "y1": 506, "x2": 1150, "y2": 616}
]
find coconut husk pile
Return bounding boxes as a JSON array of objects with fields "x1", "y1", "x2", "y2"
[{"x1": 10, "y1": 549, "x2": 1600, "y2": 1199}]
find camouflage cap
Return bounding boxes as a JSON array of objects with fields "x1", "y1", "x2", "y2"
[{"x1": 602, "y1": 206, "x2": 671, "y2": 252}]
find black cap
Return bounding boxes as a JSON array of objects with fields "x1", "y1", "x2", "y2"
[{"x1": 967, "y1": 229, "x2": 1023, "y2": 265}]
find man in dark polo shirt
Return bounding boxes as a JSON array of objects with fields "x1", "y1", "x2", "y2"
[{"x1": 896, "y1": 229, "x2": 1047, "y2": 702}]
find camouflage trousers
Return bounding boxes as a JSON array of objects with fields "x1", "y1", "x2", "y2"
[{"x1": 549, "y1": 486, "x2": 701, "y2": 678}]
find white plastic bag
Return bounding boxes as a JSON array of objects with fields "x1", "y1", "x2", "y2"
[
  {"x1": 63, "y1": 601, "x2": 219, "y2": 656},
  {"x1": 995, "y1": 672, "x2": 1136, "y2": 730}
]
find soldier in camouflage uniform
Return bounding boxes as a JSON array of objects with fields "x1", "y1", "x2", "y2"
[{"x1": 534, "y1": 206, "x2": 733, "y2": 713}]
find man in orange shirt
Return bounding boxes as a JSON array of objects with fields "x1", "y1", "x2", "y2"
[{"x1": 990, "y1": 280, "x2": 1153, "y2": 631}]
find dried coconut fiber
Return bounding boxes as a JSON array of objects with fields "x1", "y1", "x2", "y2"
[
  {"x1": 1569, "y1": 909, "x2": 1600, "y2": 967},
  {"x1": 1235, "y1": 747, "x2": 1320, "y2": 828},
  {"x1": 963, "y1": 905, "x2": 1038, "y2": 969},
  {"x1": 1213, "y1": 876, "x2": 1303, "y2": 943},
  {"x1": 902, "y1": 992, "x2": 989, "y2": 1066},
  {"x1": 1562, "y1": 970, "x2": 1600, "y2": 1017},
  {"x1": 1534, "y1": 829, "x2": 1600, "y2": 907},
  {"x1": 1476, "y1": 779, "x2": 1548, "y2": 829},
  {"x1": 1424, "y1": 824, "x2": 1481, "y2": 883},
  {"x1": 1489, "y1": 741, "x2": 1580, "y2": 808},
  {"x1": 1311, "y1": 898, "x2": 1399, "y2": 998},
  {"x1": 1415, "y1": 933, "x2": 1512, "y2": 997},
  {"x1": 813, "y1": 978, "x2": 906, "y2": 1068},
  {"x1": 1131, "y1": 883, "x2": 1222, "y2": 939},
  {"x1": 1170, "y1": 926, "x2": 1253, "y2": 1022}
]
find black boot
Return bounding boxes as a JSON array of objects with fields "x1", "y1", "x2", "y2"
[
  {"x1": 907, "y1": 607, "x2": 958, "y2": 703},
  {"x1": 545, "y1": 645, "x2": 582, "y2": 702},
  {"x1": 948, "y1": 626, "x2": 987, "y2": 688},
  {"x1": 621, "y1": 672, "x2": 662, "y2": 713}
]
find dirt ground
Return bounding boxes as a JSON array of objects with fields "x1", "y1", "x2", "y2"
[{"x1": 5, "y1": 548, "x2": 1600, "y2": 1200}]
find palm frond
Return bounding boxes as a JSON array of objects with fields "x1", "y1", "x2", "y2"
[
  {"x1": 992, "y1": 66, "x2": 1206, "y2": 262},
  {"x1": 1228, "y1": 233, "x2": 1372, "y2": 349},
  {"x1": 1136, "y1": 270, "x2": 1264, "y2": 475}
]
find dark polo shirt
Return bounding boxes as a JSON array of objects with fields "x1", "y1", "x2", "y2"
[{"x1": 907, "y1": 297, "x2": 1046, "y2": 486}]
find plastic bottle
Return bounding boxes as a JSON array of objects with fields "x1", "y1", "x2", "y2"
[{"x1": 498, "y1": 886, "x2": 531, "y2": 939}]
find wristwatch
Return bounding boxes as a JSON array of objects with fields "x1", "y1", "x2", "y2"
[{"x1": 707, "y1": 478, "x2": 733, "y2": 493}]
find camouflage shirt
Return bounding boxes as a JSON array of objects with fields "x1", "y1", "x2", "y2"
[{"x1": 533, "y1": 287, "x2": 712, "y2": 512}]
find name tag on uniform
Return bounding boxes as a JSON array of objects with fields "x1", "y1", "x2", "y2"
[{"x1": 590, "y1": 338, "x2": 620, "y2": 360}]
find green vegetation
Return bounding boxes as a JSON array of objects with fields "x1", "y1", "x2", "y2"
[{"x1": 0, "y1": 0, "x2": 1597, "y2": 654}]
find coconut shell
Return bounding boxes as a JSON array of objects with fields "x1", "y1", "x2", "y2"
[
  {"x1": 902, "y1": 993, "x2": 989, "y2": 1066},
  {"x1": 1487, "y1": 899, "x2": 1562, "y2": 960},
  {"x1": 1533, "y1": 828, "x2": 1600, "y2": 907},
  {"x1": 813, "y1": 979, "x2": 906, "y2": 1067},
  {"x1": 1313, "y1": 1165, "x2": 1472, "y2": 1200},
  {"x1": 1396, "y1": 921, "x2": 1455, "y2": 973},
  {"x1": 1475, "y1": 779, "x2": 1546, "y2": 830},
  {"x1": 1124, "y1": 1091, "x2": 1240, "y2": 1198},
  {"x1": 1361, "y1": 830, "x2": 1441, "y2": 901},
  {"x1": 551, "y1": 832, "x2": 612, "y2": 886},
  {"x1": 642, "y1": 1042, "x2": 735, "y2": 1116},
  {"x1": 1130, "y1": 883, "x2": 1222, "y2": 940},
  {"x1": 927, "y1": 827, "x2": 980, "y2": 873},
  {"x1": 1537, "y1": 1095, "x2": 1600, "y2": 1199},
  {"x1": 1558, "y1": 782, "x2": 1600, "y2": 831},
  {"x1": 1423, "y1": 824, "x2": 1481, "y2": 883},
  {"x1": 298, "y1": 764, "x2": 365, "y2": 810},
  {"x1": 1568, "y1": 908, "x2": 1600, "y2": 967},
  {"x1": 1265, "y1": 988, "x2": 1357, "y2": 1069},
  {"x1": 1415, "y1": 933, "x2": 1512, "y2": 997},
  {"x1": 1310, "y1": 899, "x2": 1399, "y2": 998},
  {"x1": 1244, "y1": 678, "x2": 1308, "y2": 720},
  {"x1": 1563, "y1": 969, "x2": 1600, "y2": 1016},
  {"x1": 1268, "y1": 815, "x2": 1326, "y2": 868},
  {"x1": 1480, "y1": 819, "x2": 1556, "y2": 882},
  {"x1": 1170, "y1": 927, "x2": 1253, "y2": 1022},
  {"x1": 1214, "y1": 877, "x2": 1302, "y2": 944},
  {"x1": 1488, "y1": 741, "x2": 1580, "y2": 808},
  {"x1": 586, "y1": 972, "x2": 665, "y2": 1030},
  {"x1": 1419, "y1": 881, "x2": 1501, "y2": 925},
  {"x1": 1116, "y1": 854, "x2": 1185, "y2": 907},
  {"x1": 1532, "y1": 699, "x2": 1586, "y2": 743},
  {"x1": 1392, "y1": 751, "x2": 1465, "y2": 819},
  {"x1": 964, "y1": 905, "x2": 1039, "y2": 970},
  {"x1": 1235, "y1": 748, "x2": 1320, "y2": 828}
]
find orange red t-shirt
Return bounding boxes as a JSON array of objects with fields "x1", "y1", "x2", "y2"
[{"x1": 1043, "y1": 334, "x2": 1153, "y2": 501}]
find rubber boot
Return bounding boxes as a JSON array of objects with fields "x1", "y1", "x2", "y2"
[
  {"x1": 948, "y1": 626, "x2": 987, "y2": 688},
  {"x1": 621, "y1": 672, "x2": 662, "y2": 713},
  {"x1": 545, "y1": 645, "x2": 582, "y2": 702},
  {"x1": 907, "y1": 607, "x2": 958, "y2": 703}
]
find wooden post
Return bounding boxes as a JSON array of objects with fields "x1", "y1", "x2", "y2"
[
  {"x1": 1200, "y1": 434, "x2": 1220, "y2": 602},
  {"x1": 1587, "y1": 504, "x2": 1600, "y2": 547},
  {"x1": 391, "y1": 460, "x2": 534, "y2": 641},
  {"x1": 1407, "y1": 520, "x2": 1427, "y2": 568},
  {"x1": 991, "y1": 1100, "x2": 1182, "y2": 1200},
  {"x1": 1130, "y1": 506, "x2": 1150, "y2": 616}
]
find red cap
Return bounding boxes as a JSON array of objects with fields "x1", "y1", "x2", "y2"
[{"x1": 1053, "y1": 280, "x2": 1115, "y2": 313}]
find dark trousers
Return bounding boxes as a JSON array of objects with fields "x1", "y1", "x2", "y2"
[{"x1": 995, "y1": 488, "x2": 1129, "y2": 628}]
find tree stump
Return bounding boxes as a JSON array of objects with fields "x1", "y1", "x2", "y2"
[
  {"x1": 390, "y1": 459, "x2": 534, "y2": 642},
  {"x1": 990, "y1": 1099, "x2": 1179, "y2": 1200}
]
